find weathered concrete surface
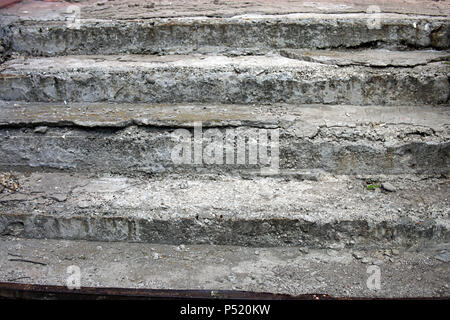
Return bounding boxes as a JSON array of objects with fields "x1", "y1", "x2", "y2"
[
  {"x1": 1, "y1": 13, "x2": 449, "y2": 57},
  {"x1": 0, "y1": 172, "x2": 448, "y2": 247},
  {"x1": 0, "y1": 55, "x2": 448, "y2": 105},
  {"x1": 1, "y1": 0, "x2": 449, "y2": 20},
  {"x1": 281, "y1": 49, "x2": 450, "y2": 67},
  {"x1": 2, "y1": 101, "x2": 449, "y2": 129},
  {"x1": 0, "y1": 238, "x2": 449, "y2": 297},
  {"x1": 0, "y1": 102, "x2": 448, "y2": 175}
]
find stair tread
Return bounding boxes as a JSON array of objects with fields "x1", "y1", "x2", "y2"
[
  {"x1": 0, "y1": 172, "x2": 448, "y2": 245},
  {"x1": 3, "y1": 52, "x2": 448, "y2": 71},
  {"x1": 0, "y1": 54, "x2": 350, "y2": 71},
  {"x1": 0, "y1": 172, "x2": 448, "y2": 224},
  {"x1": 0, "y1": 101, "x2": 449, "y2": 130},
  {"x1": 0, "y1": 101, "x2": 448, "y2": 176},
  {"x1": 280, "y1": 49, "x2": 450, "y2": 67},
  {"x1": 2, "y1": 7, "x2": 449, "y2": 57},
  {"x1": 2, "y1": 0, "x2": 449, "y2": 20},
  {"x1": 0, "y1": 237, "x2": 448, "y2": 297}
]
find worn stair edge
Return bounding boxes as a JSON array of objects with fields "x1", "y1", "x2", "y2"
[
  {"x1": 1, "y1": 13, "x2": 449, "y2": 57},
  {"x1": 0, "y1": 238, "x2": 449, "y2": 297},
  {"x1": 0, "y1": 102, "x2": 449, "y2": 176},
  {"x1": 0, "y1": 172, "x2": 448, "y2": 247},
  {"x1": 0, "y1": 54, "x2": 449, "y2": 105},
  {"x1": 2, "y1": 0, "x2": 450, "y2": 19},
  {"x1": 280, "y1": 49, "x2": 450, "y2": 67},
  {"x1": 0, "y1": 102, "x2": 448, "y2": 176},
  {"x1": 1, "y1": 101, "x2": 449, "y2": 128}
]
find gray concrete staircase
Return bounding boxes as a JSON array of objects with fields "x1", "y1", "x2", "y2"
[{"x1": 0, "y1": 1, "x2": 449, "y2": 249}]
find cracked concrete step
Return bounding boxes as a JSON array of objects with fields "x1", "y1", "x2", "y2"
[
  {"x1": 0, "y1": 53, "x2": 449, "y2": 105},
  {"x1": 280, "y1": 48, "x2": 450, "y2": 67},
  {"x1": 0, "y1": 172, "x2": 448, "y2": 247},
  {"x1": 0, "y1": 238, "x2": 449, "y2": 297},
  {"x1": 2, "y1": 0, "x2": 449, "y2": 19},
  {"x1": 1, "y1": 13, "x2": 449, "y2": 57},
  {"x1": 0, "y1": 101, "x2": 449, "y2": 176}
]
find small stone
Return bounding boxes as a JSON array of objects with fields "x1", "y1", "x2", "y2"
[
  {"x1": 299, "y1": 247, "x2": 309, "y2": 254},
  {"x1": 152, "y1": 252, "x2": 160, "y2": 260},
  {"x1": 391, "y1": 249, "x2": 400, "y2": 256},
  {"x1": 323, "y1": 248, "x2": 335, "y2": 256},
  {"x1": 352, "y1": 252, "x2": 363, "y2": 260},
  {"x1": 180, "y1": 182, "x2": 188, "y2": 189},
  {"x1": 77, "y1": 201, "x2": 90, "y2": 209},
  {"x1": 50, "y1": 194, "x2": 67, "y2": 202},
  {"x1": 373, "y1": 259, "x2": 383, "y2": 266},
  {"x1": 435, "y1": 251, "x2": 450, "y2": 263},
  {"x1": 34, "y1": 126, "x2": 48, "y2": 134},
  {"x1": 328, "y1": 243, "x2": 344, "y2": 250},
  {"x1": 144, "y1": 2, "x2": 155, "y2": 9},
  {"x1": 316, "y1": 276, "x2": 325, "y2": 282},
  {"x1": 255, "y1": 250, "x2": 260, "y2": 255},
  {"x1": 381, "y1": 182, "x2": 396, "y2": 192},
  {"x1": 361, "y1": 258, "x2": 369, "y2": 264},
  {"x1": 174, "y1": 245, "x2": 186, "y2": 251}
]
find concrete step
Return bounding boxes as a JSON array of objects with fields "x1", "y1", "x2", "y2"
[
  {"x1": 280, "y1": 48, "x2": 450, "y2": 67},
  {"x1": 0, "y1": 53, "x2": 449, "y2": 105},
  {"x1": 0, "y1": 101, "x2": 448, "y2": 176},
  {"x1": 0, "y1": 171, "x2": 448, "y2": 247},
  {"x1": 1, "y1": 12, "x2": 449, "y2": 57},
  {"x1": 2, "y1": 0, "x2": 449, "y2": 19},
  {"x1": 0, "y1": 237, "x2": 449, "y2": 297}
]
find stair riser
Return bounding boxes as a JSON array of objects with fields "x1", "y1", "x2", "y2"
[
  {"x1": 2, "y1": 17, "x2": 449, "y2": 56},
  {"x1": 0, "y1": 65, "x2": 448, "y2": 105},
  {"x1": 0, "y1": 212, "x2": 447, "y2": 247},
  {"x1": 0, "y1": 126, "x2": 448, "y2": 175}
]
